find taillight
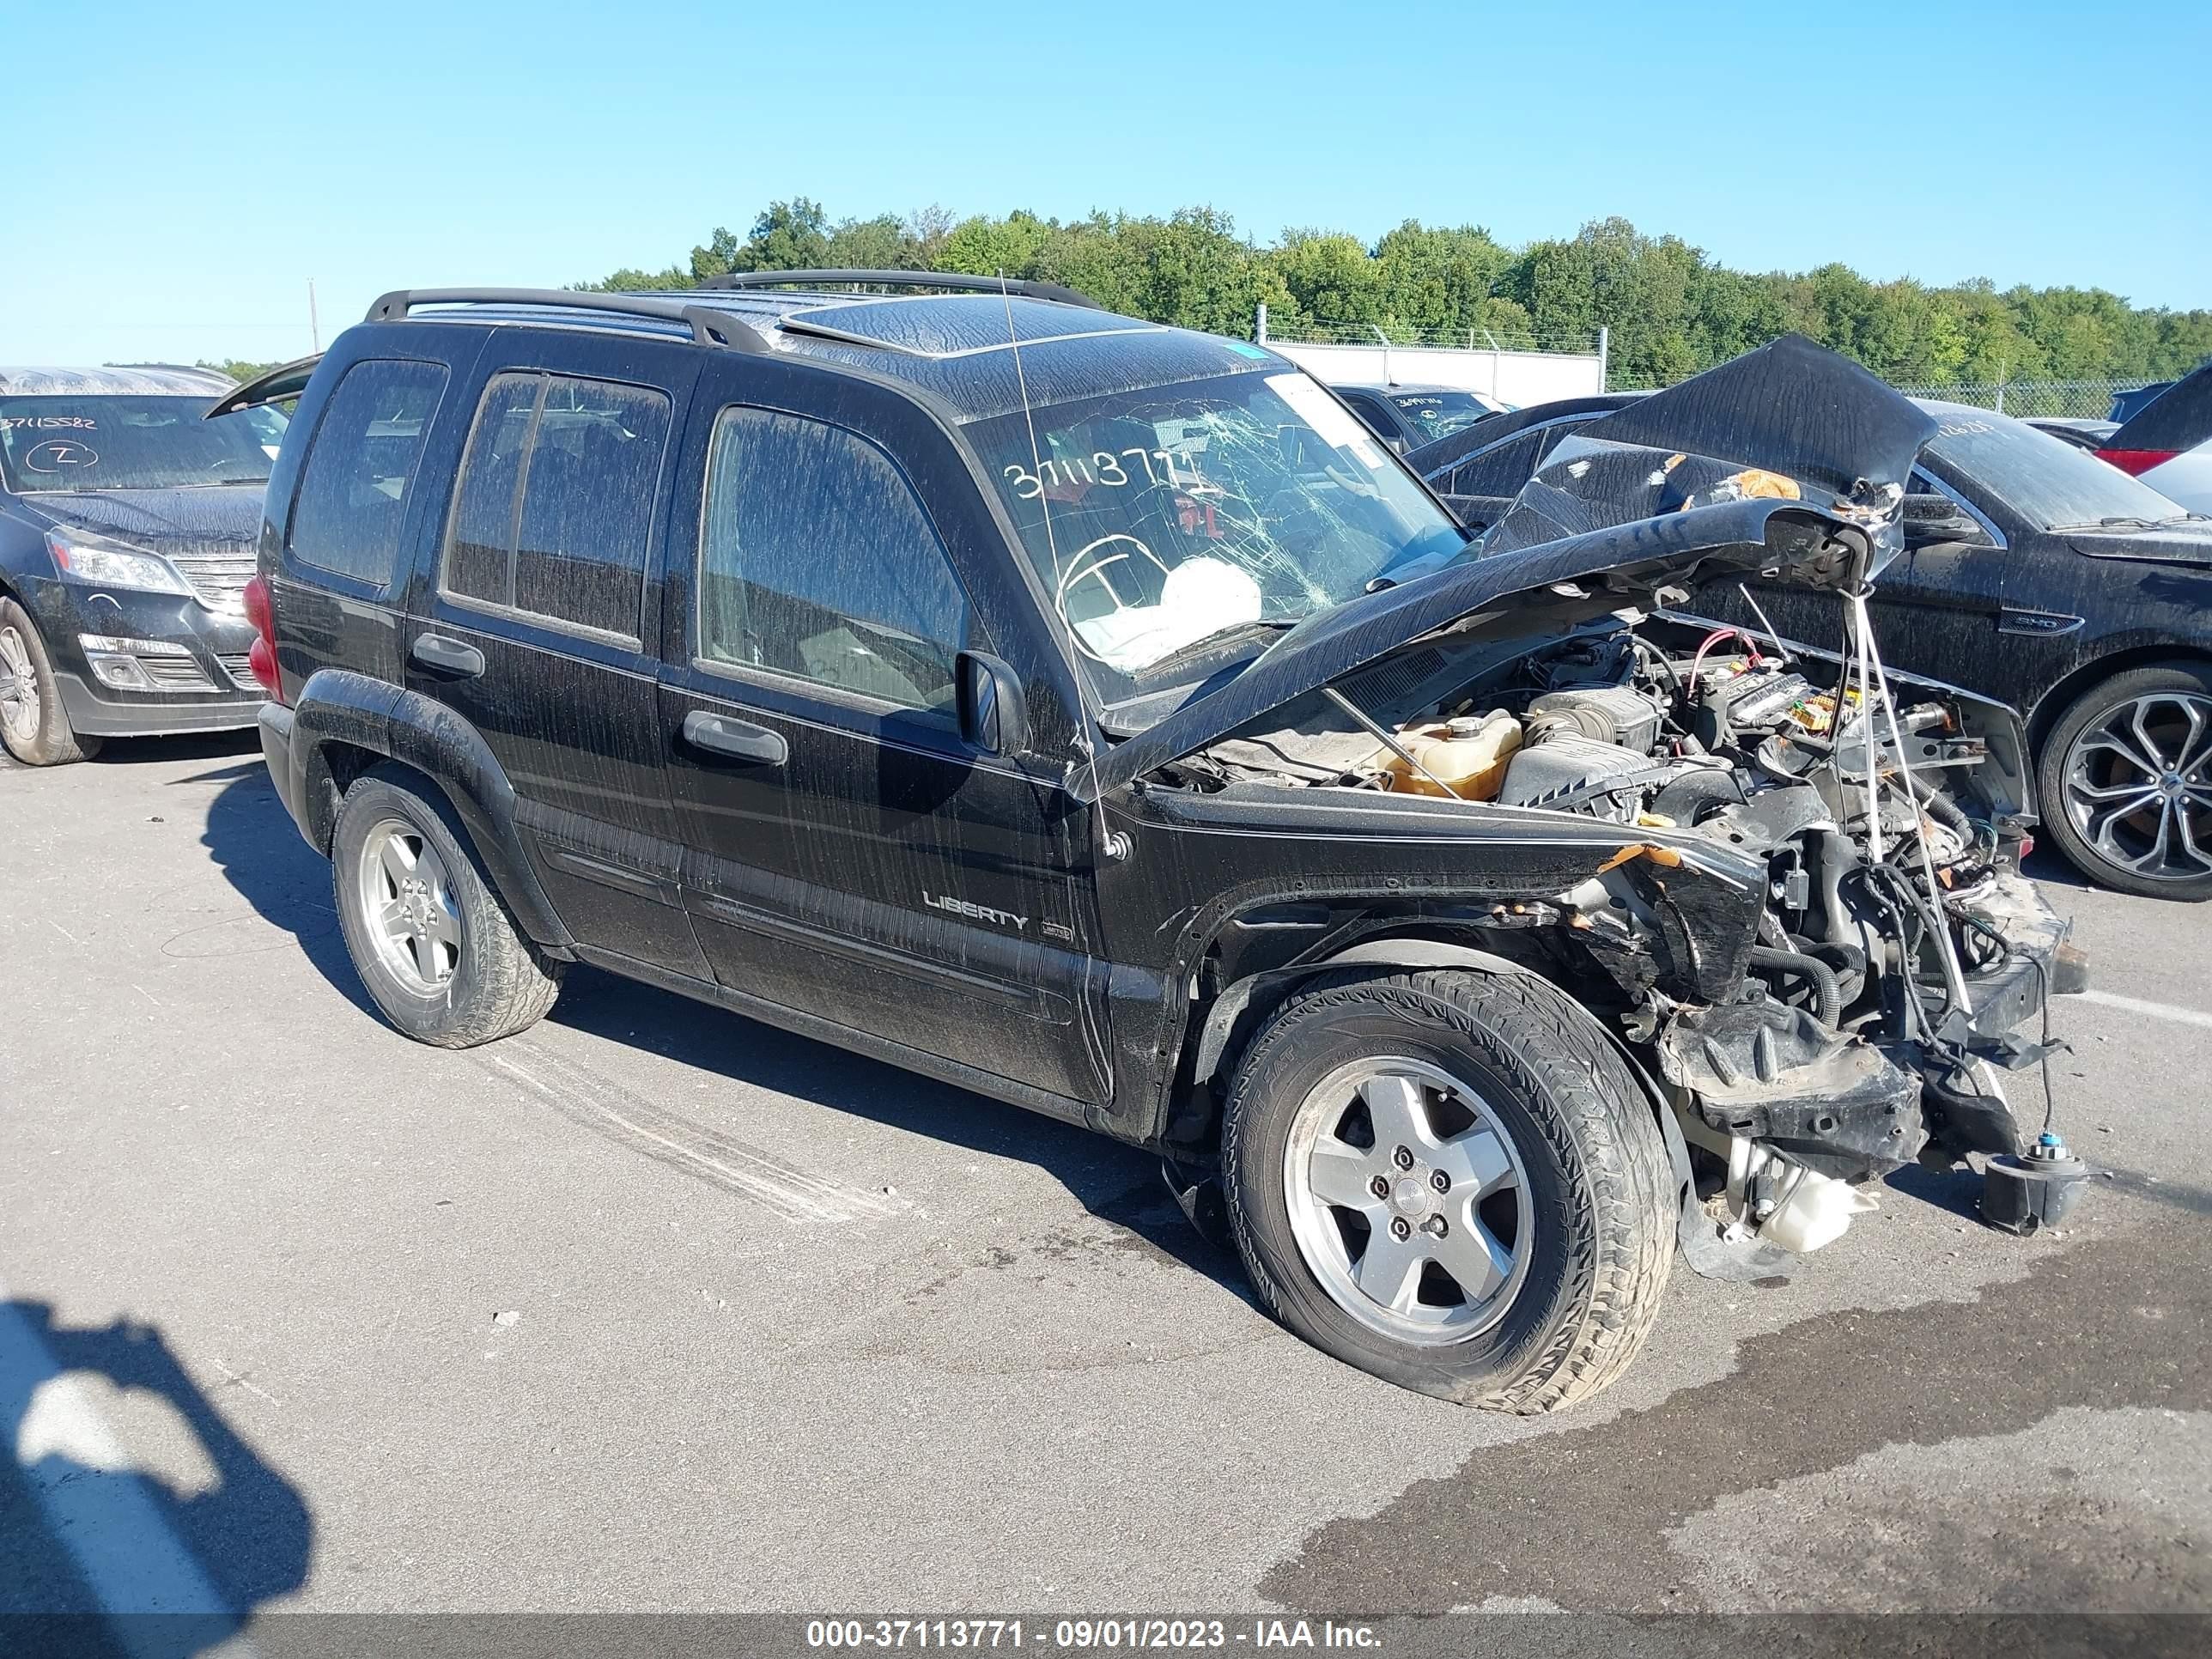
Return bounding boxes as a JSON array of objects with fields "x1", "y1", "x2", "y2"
[
  {"x1": 243, "y1": 573, "x2": 284, "y2": 702},
  {"x1": 2096, "y1": 447, "x2": 2179, "y2": 477}
]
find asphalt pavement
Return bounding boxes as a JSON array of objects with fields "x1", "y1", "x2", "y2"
[{"x1": 2, "y1": 732, "x2": 2206, "y2": 1636}]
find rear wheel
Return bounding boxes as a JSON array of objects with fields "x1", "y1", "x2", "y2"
[
  {"x1": 1222, "y1": 969, "x2": 1673, "y2": 1412},
  {"x1": 331, "y1": 764, "x2": 564, "y2": 1046},
  {"x1": 0, "y1": 599, "x2": 100, "y2": 766},
  {"x1": 2039, "y1": 662, "x2": 2212, "y2": 902}
]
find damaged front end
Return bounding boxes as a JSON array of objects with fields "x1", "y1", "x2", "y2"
[{"x1": 1126, "y1": 337, "x2": 2084, "y2": 1271}]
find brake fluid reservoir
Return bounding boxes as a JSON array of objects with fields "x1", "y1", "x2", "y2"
[{"x1": 1380, "y1": 712, "x2": 1522, "y2": 800}]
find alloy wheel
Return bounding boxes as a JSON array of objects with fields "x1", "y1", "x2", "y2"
[
  {"x1": 357, "y1": 817, "x2": 464, "y2": 994},
  {"x1": 1282, "y1": 1057, "x2": 1533, "y2": 1346},
  {"x1": 2063, "y1": 690, "x2": 2212, "y2": 884},
  {"x1": 0, "y1": 625, "x2": 40, "y2": 746}
]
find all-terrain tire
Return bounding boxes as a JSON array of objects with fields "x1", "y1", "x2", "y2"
[
  {"x1": 1222, "y1": 968, "x2": 1673, "y2": 1413},
  {"x1": 331, "y1": 763, "x2": 564, "y2": 1046},
  {"x1": 0, "y1": 598, "x2": 101, "y2": 765},
  {"x1": 2037, "y1": 660, "x2": 2212, "y2": 902}
]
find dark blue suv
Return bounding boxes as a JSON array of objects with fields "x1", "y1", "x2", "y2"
[{"x1": 0, "y1": 365, "x2": 282, "y2": 764}]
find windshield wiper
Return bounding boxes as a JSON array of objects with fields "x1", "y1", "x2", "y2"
[
  {"x1": 2049, "y1": 515, "x2": 2193, "y2": 532},
  {"x1": 1140, "y1": 618, "x2": 1296, "y2": 681}
]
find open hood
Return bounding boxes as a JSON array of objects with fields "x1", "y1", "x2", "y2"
[
  {"x1": 1480, "y1": 337, "x2": 1936, "y2": 581},
  {"x1": 1559, "y1": 334, "x2": 1936, "y2": 501},
  {"x1": 1079, "y1": 497, "x2": 1869, "y2": 801},
  {"x1": 202, "y1": 353, "x2": 322, "y2": 420},
  {"x1": 2098, "y1": 361, "x2": 2212, "y2": 476}
]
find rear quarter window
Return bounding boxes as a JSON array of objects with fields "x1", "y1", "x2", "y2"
[{"x1": 286, "y1": 359, "x2": 450, "y2": 586}]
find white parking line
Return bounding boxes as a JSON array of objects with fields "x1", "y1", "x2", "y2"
[
  {"x1": 2075, "y1": 988, "x2": 2212, "y2": 1031},
  {"x1": 0, "y1": 1279, "x2": 255, "y2": 1655}
]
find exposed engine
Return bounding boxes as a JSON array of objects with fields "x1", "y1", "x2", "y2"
[{"x1": 1167, "y1": 617, "x2": 2069, "y2": 1267}]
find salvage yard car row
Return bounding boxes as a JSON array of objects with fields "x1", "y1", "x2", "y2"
[
  {"x1": 3, "y1": 276, "x2": 2198, "y2": 1409},
  {"x1": 1395, "y1": 360, "x2": 2212, "y2": 900}
]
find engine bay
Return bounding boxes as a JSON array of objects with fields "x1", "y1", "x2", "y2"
[{"x1": 1158, "y1": 611, "x2": 2072, "y2": 1264}]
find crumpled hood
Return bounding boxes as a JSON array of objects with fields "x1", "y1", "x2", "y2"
[
  {"x1": 19, "y1": 486, "x2": 261, "y2": 556},
  {"x1": 1080, "y1": 497, "x2": 1868, "y2": 800},
  {"x1": 1560, "y1": 333, "x2": 1937, "y2": 503},
  {"x1": 1481, "y1": 337, "x2": 1936, "y2": 580}
]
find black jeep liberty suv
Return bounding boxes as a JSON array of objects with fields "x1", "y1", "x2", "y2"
[{"x1": 240, "y1": 283, "x2": 2075, "y2": 1409}]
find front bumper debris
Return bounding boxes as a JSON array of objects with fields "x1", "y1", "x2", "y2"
[{"x1": 1656, "y1": 999, "x2": 1926, "y2": 1180}]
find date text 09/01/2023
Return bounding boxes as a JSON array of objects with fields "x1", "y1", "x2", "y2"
[{"x1": 805, "y1": 1619, "x2": 1384, "y2": 1650}]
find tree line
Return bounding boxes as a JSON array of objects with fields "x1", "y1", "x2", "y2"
[{"x1": 575, "y1": 198, "x2": 2212, "y2": 392}]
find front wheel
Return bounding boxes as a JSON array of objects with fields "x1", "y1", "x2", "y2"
[
  {"x1": 0, "y1": 598, "x2": 100, "y2": 766},
  {"x1": 331, "y1": 763, "x2": 565, "y2": 1046},
  {"x1": 1222, "y1": 969, "x2": 1673, "y2": 1413},
  {"x1": 2039, "y1": 662, "x2": 2212, "y2": 902}
]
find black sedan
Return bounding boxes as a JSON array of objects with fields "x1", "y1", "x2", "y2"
[{"x1": 1407, "y1": 387, "x2": 2212, "y2": 900}]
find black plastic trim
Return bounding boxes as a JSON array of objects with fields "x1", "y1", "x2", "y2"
[{"x1": 364, "y1": 289, "x2": 772, "y2": 354}]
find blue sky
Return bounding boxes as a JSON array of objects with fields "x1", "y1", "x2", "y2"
[{"x1": 6, "y1": 0, "x2": 2206, "y2": 366}]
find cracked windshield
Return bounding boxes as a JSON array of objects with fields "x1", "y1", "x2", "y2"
[{"x1": 970, "y1": 370, "x2": 1464, "y2": 699}]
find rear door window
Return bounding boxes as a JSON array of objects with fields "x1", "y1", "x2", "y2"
[
  {"x1": 1338, "y1": 392, "x2": 1398, "y2": 442},
  {"x1": 440, "y1": 372, "x2": 671, "y2": 641},
  {"x1": 287, "y1": 359, "x2": 449, "y2": 585},
  {"x1": 696, "y1": 407, "x2": 971, "y2": 714}
]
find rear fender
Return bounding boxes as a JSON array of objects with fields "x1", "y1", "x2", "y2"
[{"x1": 289, "y1": 669, "x2": 574, "y2": 952}]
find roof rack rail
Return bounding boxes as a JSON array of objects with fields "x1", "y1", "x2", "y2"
[
  {"x1": 696, "y1": 270, "x2": 1103, "y2": 312},
  {"x1": 363, "y1": 289, "x2": 772, "y2": 354}
]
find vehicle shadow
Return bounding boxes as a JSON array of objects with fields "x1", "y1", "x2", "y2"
[
  {"x1": 190, "y1": 763, "x2": 379, "y2": 1020},
  {"x1": 191, "y1": 773, "x2": 1242, "y2": 1293},
  {"x1": 1, "y1": 731, "x2": 258, "y2": 777},
  {"x1": 91, "y1": 732, "x2": 263, "y2": 769},
  {"x1": 0, "y1": 1298, "x2": 312, "y2": 1656},
  {"x1": 545, "y1": 964, "x2": 1243, "y2": 1291},
  {"x1": 1886, "y1": 1156, "x2": 2212, "y2": 1223},
  {"x1": 2021, "y1": 842, "x2": 2101, "y2": 896}
]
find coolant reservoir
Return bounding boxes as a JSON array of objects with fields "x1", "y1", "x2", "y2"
[
  {"x1": 1379, "y1": 711, "x2": 1522, "y2": 800},
  {"x1": 1760, "y1": 1166, "x2": 1881, "y2": 1254}
]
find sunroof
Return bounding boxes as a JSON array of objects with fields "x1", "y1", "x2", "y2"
[{"x1": 781, "y1": 295, "x2": 1157, "y2": 358}]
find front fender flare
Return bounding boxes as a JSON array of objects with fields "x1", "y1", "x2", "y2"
[
  {"x1": 1186, "y1": 936, "x2": 1700, "y2": 1255},
  {"x1": 1188, "y1": 937, "x2": 1532, "y2": 1099}
]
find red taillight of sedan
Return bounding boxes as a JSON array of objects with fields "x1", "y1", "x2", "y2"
[{"x1": 2095, "y1": 447, "x2": 2179, "y2": 477}]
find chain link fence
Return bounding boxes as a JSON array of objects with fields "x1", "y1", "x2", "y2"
[
  {"x1": 1889, "y1": 378, "x2": 2151, "y2": 421},
  {"x1": 1255, "y1": 315, "x2": 1607, "y2": 356}
]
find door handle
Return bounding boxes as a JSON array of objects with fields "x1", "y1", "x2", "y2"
[
  {"x1": 410, "y1": 634, "x2": 486, "y2": 678},
  {"x1": 681, "y1": 709, "x2": 787, "y2": 766}
]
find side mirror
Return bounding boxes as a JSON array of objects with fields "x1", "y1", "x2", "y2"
[
  {"x1": 1901, "y1": 491, "x2": 1971, "y2": 527},
  {"x1": 957, "y1": 650, "x2": 1030, "y2": 756}
]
